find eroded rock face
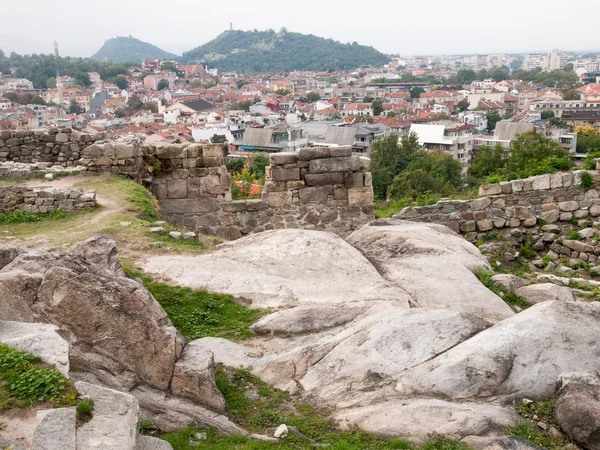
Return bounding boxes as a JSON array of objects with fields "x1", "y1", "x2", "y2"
[
  {"x1": 554, "y1": 372, "x2": 600, "y2": 450},
  {"x1": 0, "y1": 239, "x2": 184, "y2": 391},
  {"x1": 346, "y1": 219, "x2": 514, "y2": 322},
  {"x1": 141, "y1": 229, "x2": 411, "y2": 309},
  {"x1": 395, "y1": 301, "x2": 600, "y2": 401}
]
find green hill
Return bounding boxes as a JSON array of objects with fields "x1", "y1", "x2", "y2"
[
  {"x1": 182, "y1": 29, "x2": 390, "y2": 72},
  {"x1": 91, "y1": 36, "x2": 178, "y2": 63}
]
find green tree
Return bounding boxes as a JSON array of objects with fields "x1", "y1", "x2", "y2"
[
  {"x1": 306, "y1": 92, "x2": 321, "y2": 103},
  {"x1": 211, "y1": 134, "x2": 227, "y2": 144},
  {"x1": 410, "y1": 87, "x2": 425, "y2": 99},
  {"x1": 128, "y1": 95, "x2": 144, "y2": 112},
  {"x1": 161, "y1": 62, "x2": 177, "y2": 72},
  {"x1": 157, "y1": 79, "x2": 169, "y2": 91},
  {"x1": 486, "y1": 110, "x2": 502, "y2": 132},
  {"x1": 275, "y1": 88, "x2": 291, "y2": 95},
  {"x1": 372, "y1": 99, "x2": 383, "y2": 116},
  {"x1": 489, "y1": 66, "x2": 510, "y2": 81},
  {"x1": 386, "y1": 111, "x2": 396, "y2": 118},
  {"x1": 225, "y1": 158, "x2": 244, "y2": 174},
  {"x1": 506, "y1": 132, "x2": 573, "y2": 176},
  {"x1": 251, "y1": 154, "x2": 270, "y2": 180},
  {"x1": 476, "y1": 69, "x2": 489, "y2": 80},
  {"x1": 30, "y1": 96, "x2": 46, "y2": 105},
  {"x1": 457, "y1": 99, "x2": 470, "y2": 112},
  {"x1": 541, "y1": 110, "x2": 555, "y2": 119},
  {"x1": 74, "y1": 72, "x2": 91, "y2": 87},
  {"x1": 68, "y1": 100, "x2": 83, "y2": 115},
  {"x1": 468, "y1": 144, "x2": 507, "y2": 179},
  {"x1": 111, "y1": 75, "x2": 128, "y2": 90},
  {"x1": 457, "y1": 69, "x2": 476, "y2": 84}
]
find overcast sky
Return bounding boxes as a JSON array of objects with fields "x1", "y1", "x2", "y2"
[{"x1": 1, "y1": 0, "x2": 597, "y2": 58}]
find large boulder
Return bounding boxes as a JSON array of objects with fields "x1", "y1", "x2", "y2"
[
  {"x1": 347, "y1": 219, "x2": 514, "y2": 322},
  {"x1": 32, "y1": 408, "x2": 76, "y2": 450},
  {"x1": 75, "y1": 381, "x2": 139, "y2": 450},
  {"x1": 491, "y1": 274, "x2": 526, "y2": 292},
  {"x1": 0, "y1": 320, "x2": 70, "y2": 376},
  {"x1": 554, "y1": 372, "x2": 600, "y2": 450},
  {"x1": 395, "y1": 301, "x2": 600, "y2": 401},
  {"x1": 515, "y1": 283, "x2": 575, "y2": 304},
  {"x1": 68, "y1": 236, "x2": 124, "y2": 276},
  {"x1": 142, "y1": 229, "x2": 411, "y2": 309},
  {"x1": 170, "y1": 342, "x2": 227, "y2": 414},
  {"x1": 0, "y1": 240, "x2": 184, "y2": 391},
  {"x1": 333, "y1": 398, "x2": 517, "y2": 442}
]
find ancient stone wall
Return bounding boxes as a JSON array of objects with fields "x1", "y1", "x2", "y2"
[
  {"x1": 149, "y1": 145, "x2": 374, "y2": 239},
  {"x1": 0, "y1": 128, "x2": 107, "y2": 167},
  {"x1": 0, "y1": 186, "x2": 96, "y2": 214},
  {"x1": 397, "y1": 170, "x2": 600, "y2": 241}
]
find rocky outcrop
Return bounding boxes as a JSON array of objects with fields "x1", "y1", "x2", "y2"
[
  {"x1": 554, "y1": 372, "x2": 600, "y2": 450},
  {"x1": 482, "y1": 436, "x2": 543, "y2": 449},
  {"x1": 346, "y1": 219, "x2": 514, "y2": 322},
  {"x1": 170, "y1": 342, "x2": 227, "y2": 414},
  {"x1": 514, "y1": 283, "x2": 575, "y2": 304},
  {"x1": 142, "y1": 229, "x2": 411, "y2": 309},
  {"x1": 395, "y1": 301, "x2": 600, "y2": 401},
  {"x1": 491, "y1": 274, "x2": 526, "y2": 292},
  {"x1": 0, "y1": 320, "x2": 70, "y2": 376},
  {"x1": 0, "y1": 238, "x2": 184, "y2": 391}
]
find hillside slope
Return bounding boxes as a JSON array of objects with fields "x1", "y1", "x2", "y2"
[
  {"x1": 91, "y1": 36, "x2": 178, "y2": 63},
  {"x1": 182, "y1": 29, "x2": 389, "y2": 72}
]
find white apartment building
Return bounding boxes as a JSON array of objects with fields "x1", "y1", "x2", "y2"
[
  {"x1": 523, "y1": 49, "x2": 568, "y2": 72},
  {"x1": 409, "y1": 122, "x2": 474, "y2": 170}
]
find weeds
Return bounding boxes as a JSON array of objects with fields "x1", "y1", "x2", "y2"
[
  {"x1": 509, "y1": 399, "x2": 571, "y2": 449},
  {"x1": 581, "y1": 171, "x2": 594, "y2": 189},
  {"x1": 475, "y1": 269, "x2": 532, "y2": 311},
  {"x1": 567, "y1": 230, "x2": 582, "y2": 241},
  {"x1": 0, "y1": 344, "x2": 74, "y2": 410},
  {"x1": 123, "y1": 264, "x2": 264, "y2": 341},
  {"x1": 76, "y1": 398, "x2": 94, "y2": 425}
]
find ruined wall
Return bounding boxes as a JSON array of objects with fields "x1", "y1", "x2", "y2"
[
  {"x1": 149, "y1": 145, "x2": 374, "y2": 239},
  {"x1": 0, "y1": 128, "x2": 106, "y2": 167},
  {"x1": 0, "y1": 186, "x2": 96, "y2": 214}
]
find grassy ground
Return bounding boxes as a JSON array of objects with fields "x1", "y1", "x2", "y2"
[
  {"x1": 123, "y1": 265, "x2": 265, "y2": 341},
  {"x1": 508, "y1": 399, "x2": 573, "y2": 449},
  {"x1": 475, "y1": 268, "x2": 533, "y2": 311},
  {"x1": 160, "y1": 365, "x2": 471, "y2": 450},
  {"x1": 374, "y1": 189, "x2": 479, "y2": 219}
]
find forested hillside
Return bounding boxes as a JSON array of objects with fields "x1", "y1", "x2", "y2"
[
  {"x1": 90, "y1": 36, "x2": 178, "y2": 63},
  {"x1": 183, "y1": 29, "x2": 390, "y2": 72}
]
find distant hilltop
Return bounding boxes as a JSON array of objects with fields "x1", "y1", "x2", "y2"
[
  {"x1": 182, "y1": 29, "x2": 390, "y2": 72},
  {"x1": 90, "y1": 36, "x2": 178, "y2": 63}
]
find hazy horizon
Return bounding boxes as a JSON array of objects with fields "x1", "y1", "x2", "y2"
[{"x1": 1, "y1": 0, "x2": 598, "y2": 59}]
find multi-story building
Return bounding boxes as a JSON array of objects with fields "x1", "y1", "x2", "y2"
[
  {"x1": 409, "y1": 121, "x2": 474, "y2": 170},
  {"x1": 522, "y1": 49, "x2": 568, "y2": 72},
  {"x1": 144, "y1": 74, "x2": 176, "y2": 91}
]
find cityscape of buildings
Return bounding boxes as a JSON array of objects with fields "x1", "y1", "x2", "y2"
[{"x1": 1, "y1": 45, "x2": 600, "y2": 173}]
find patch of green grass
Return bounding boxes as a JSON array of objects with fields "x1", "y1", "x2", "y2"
[
  {"x1": 568, "y1": 279, "x2": 593, "y2": 291},
  {"x1": 0, "y1": 207, "x2": 98, "y2": 225},
  {"x1": 482, "y1": 231, "x2": 499, "y2": 241},
  {"x1": 148, "y1": 231, "x2": 204, "y2": 248},
  {"x1": 567, "y1": 230, "x2": 582, "y2": 241},
  {"x1": 123, "y1": 264, "x2": 264, "y2": 341},
  {"x1": 139, "y1": 419, "x2": 158, "y2": 435},
  {"x1": 475, "y1": 269, "x2": 533, "y2": 311},
  {"x1": 541, "y1": 255, "x2": 552, "y2": 268},
  {"x1": 518, "y1": 242, "x2": 537, "y2": 260},
  {"x1": 76, "y1": 398, "x2": 94, "y2": 425},
  {"x1": 375, "y1": 196, "x2": 439, "y2": 219},
  {"x1": 0, "y1": 344, "x2": 74, "y2": 410},
  {"x1": 163, "y1": 367, "x2": 469, "y2": 449},
  {"x1": 114, "y1": 174, "x2": 159, "y2": 221},
  {"x1": 570, "y1": 217, "x2": 579, "y2": 226},
  {"x1": 509, "y1": 400, "x2": 572, "y2": 449}
]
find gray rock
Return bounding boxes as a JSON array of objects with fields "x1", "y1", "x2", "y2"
[
  {"x1": 134, "y1": 435, "x2": 174, "y2": 450},
  {"x1": 515, "y1": 283, "x2": 575, "y2": 304},
  {"x1": 580, "y1": 228, "x2": 596, "y2": 239},
  {"x1": 75, "y1": 382, "x2": 138, "y2": 450},
  {"x1": 170, "y1": 342, "x2": 227, "y2": 414},
  {"x1": 554, "y1": 372, "x2": 600, "y2": 450},
  {"x1": 482, "y1": 436, "x2": 543, "y2": 449},
  {"x1": 347, "y1": 219, "x2": 514, "y2": 322},
  {"x1": 0, "y1": 435, "x2": 24, "y2": 450},
  {"x1": 334, "y1": 398, "x2": 517, "y2": 442},
  {"x1": 149, "y1": 227, "x2": 166, "y2": 233},
  {"x1": 395, "y1": 301, "x2": 600, "y2": 401},
  {"x1": 491, "y1": 274, "x2": 526, "y2": 292},
  {"x1": 142, "y1": 229, "x2": 410, "y2": 309},
  {"x1": 68, "y1": 236, "x2": 124, "y2": 276},
  {"x1": 32, "y1": 407, "x2": 76, "y2": 450},
  {"x1": 0, "y1": 320, "x2": 70, "y2": 377}
]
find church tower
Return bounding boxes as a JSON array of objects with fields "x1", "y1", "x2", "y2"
[
  {"x1": 53, "y1": 41, "x2": 59, "y2": 57},
  {"x1": 56, "y1": 69, "x2": 64, "y2": 117}
]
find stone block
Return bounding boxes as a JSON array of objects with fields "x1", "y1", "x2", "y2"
[
  {"x1": 461, "y1": 221, "x2": 476, "y2": 232},
  {"x1": 479, "y1": 183, "x2": 502, "y2": 196},
  {"x1": 522, "y1": 217, "x2": 537, "y2": 227},
  {"x1": 574, "y1": 209, "x2": 589, "y2": 219},
  {"x1": 264, "y1": 181, "x2": 286, "y2": 192},
  {"x1": 344, "y1": 172, "x2": 364, "y2": 188},
  {"x1": 270, "y1": 152, "x2": 298, "y2": 165},
  {"x1": 271, "y1": 167, "x2": 300, "y2": 182},
  {"x1": 204, "y1": 156, "x2": 223, "y2": 167},
  {"x1": 511, "y1": 179, "x2": 524, "y2": 192},
  {"x1": 167, "y1": 179, "x2": 188, "y2": 199},
  {"x1": 500, "y1": 181, "x2": 513, "y2": 194},
  {"x1": 298, "y1": 147, "x2": 330, "y2": 160},
  {"x1": 531, "y1": 174, "x2": 550, "y2": 190},
  {"x1": 590, "y1": 205, "x2": 600, "y2": 217},
  {"x1": 334, "y1": 188, "x2": 348, "y2": 201},
  {"x1": 287, "y1": 180, "x2": 305, "y2": 190},
  {"x1": 304, "y1": 173, "x2": 344, "y2": 186},
  {"x1": 329, "y1": 147, "x2": 352, "y2": 157},
  {"x1": 156, "y1": 145, "x2": 187, "y2": 159},
  {"x1": 203, "y1": 145, "x2": 224, "y2": 158},
  {"x1": 299, "y1": 187, "x2": 333, "y2": 204},
  {"x1": 268, "y1": 191, "x2": 292, "y2": 208},
  {"x1": 560, "y1": 212, "x2": 573, "y2": 221},
  {"x1": 470, "y1": 197, "x2": 491, "y2": 211},
  {"x1": 558, "y1": 201, "x2": 579, "y2": 212},
  {"x1": 550, "y1": 173, "x2": 563, "y2": 189},
  {"x1": 541, "y1": 209, "x2": 560, "y2": 224},
  {"x1": 348, "y1": 187, "x2": 374, "y2": 206},
  {"x1": 359, "y1": 157, "x2": 371, "y2": 171},
  {"x1": 514, "y1": 206, "x2": 533, "y2": 219},
  {"x1": 477, "y1": 219, "x2": 494, "y2": 231},
  {"x1": 364, "y1": 172, "x2": 372, "y2": 187},
  {"x1": 308, "y1": 156, "x2": 360, "y2": 173},
  {"x1": 562, "y1": 172, "x2": 574, "y2": 187}
]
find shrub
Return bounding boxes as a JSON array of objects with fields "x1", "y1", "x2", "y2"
[
  {"x1": 76, "y1": 398, "x2": 94, "y2": 425},
  {"x1": 519, "y1": 242, "x2": 537, "y2": 259},
  {"x1": 3, "y1": 365, "x2": 68, "y2": 402},
  {"x1": 139, "y1": 419, "x2": 157, "y2": 435},
  {"x1": 581, "y1": 171, "x2": 594, "y2": 188}
]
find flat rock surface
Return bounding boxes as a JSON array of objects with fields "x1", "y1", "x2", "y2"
[{"x1": 142, "y1": 229, "x2": 411, "y2": 309}]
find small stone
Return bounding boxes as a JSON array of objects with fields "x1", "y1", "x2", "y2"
[
  {"x1": 45, "y1": 173, "x2": 54, "y2": 180},
  {"x1": 149, "y1": 227, "x2": 166, "y2": 233},
  {"x1": 274, "y1": 424, "x2": 289, "y2": 438},
  {"x1": 152, "y1": 241, "x2": 164, "y2": 247},
  {"x1": 537, "y1": 421, "x2": 548, "y2": 431},
  {"x1": 120, "y1": 222, "x2": 132, "y2": 227},
  {"x1": 169, "y1": 231, "x2": 182, "y2": 239},
  {"x1": 154, "y1": 221, "x2": 166, "y2": 225},
  {"x1": 183, "y1": 232, "x2": 197, "y2": 240}
]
